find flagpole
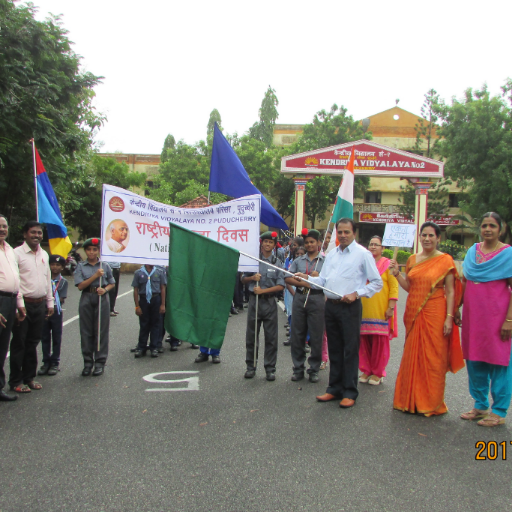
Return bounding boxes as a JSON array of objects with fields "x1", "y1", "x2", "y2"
[
  {"x1": 31, "y1": 139, "x2": 39, "y2": 221},
  {"x1": 238, "y1": 251, "x2": 342, "y2": 298},
  {"x1": 254, "y1": 280, "x2": 259, "y2": 370},
  {"x1": 97, "y1": 256, "x2": 102, "y2": 353}
]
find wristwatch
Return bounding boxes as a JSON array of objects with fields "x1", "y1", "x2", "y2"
[{"x1": 355, "y1": 292, "x2": 360, "y2": 300}]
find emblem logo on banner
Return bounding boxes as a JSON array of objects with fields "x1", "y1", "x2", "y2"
[{"x1": 109, "y1": 196, "x2": 125, "y2": 212}]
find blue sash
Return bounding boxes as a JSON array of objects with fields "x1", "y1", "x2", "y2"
[{"x1": 463, "y1": 244, "x2": 512, "y2": 282}]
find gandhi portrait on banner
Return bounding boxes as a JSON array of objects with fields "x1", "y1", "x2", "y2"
[{"x1": 106, "y1": 220, "x2": 129, "y2": 253}]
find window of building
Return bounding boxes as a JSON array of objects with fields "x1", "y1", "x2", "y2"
[
  {"x1": 365, "y1": 191, "x2": 381, "y2": 204},
  {"x1": 449, "y1": 194, "x2": 459, "y2": 208}
]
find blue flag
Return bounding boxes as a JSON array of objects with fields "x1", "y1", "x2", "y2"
[{"x1": 209, "y1": 123, "x2": 288, "y2": 230}]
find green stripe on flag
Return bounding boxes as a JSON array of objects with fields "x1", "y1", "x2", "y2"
[
  {"x1": 165, "y1": 223, "x2": 240, "y2": 349},
  {"x1": 330, "y1": 198, "x2": 353, "y2": 224}
]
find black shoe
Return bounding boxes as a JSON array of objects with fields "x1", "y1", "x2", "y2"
[
  {"x1": 157, "y1": 347, "x2": 164, "y2": 353},
  {"x1": 170, "y1": 345, "x2": 178, "y2": 352},
  {"x1": 283, "y1": 339, "x2": 291, "y2": 346},
  {"x1": 266, "y1": 372, "x2": 276, "y2": 382},
  {"x1": 244, "y1": 369, "x2": 256, "y2": 379},
  {"x1": 92, "y1": 367, "x2": 104, "y2": 377},
  {"x1": 38, "y1": 364, "x2": 50, "y2": 376},
  {"x1": 211, "y1": 355, "x2": 221, "y2": 364},
  {"x1": 291, "y1": 373, "x2": 304, "y2": 381},
  {"x1": 134, "y1": 350, "x2": 146, "y2": 358},
  {"x1": 130, "y1": 346, "x2": 138, "y2": 352},
  {"x1": 0, "y1": 390, "x2": 18, "y2": 401},
  {"x1": 230, "y1": 307, "x2": 238, "y2": 315},
  {"x1": 190, "y1": 344, "x2": 199, "y2": 349},
  {"x1": 195, "y1": 353, "x2": 209, "y2": 363},
  {"x1": 47, "y1": 366, "x2": 59, "y2": 376},
  {"x1": 82, "y1": 367, "x2": 92, "y2": 377},
  {"x1": 309, "y1": 372, "x2": 319, "y2": 383},
  {"x1": 165, "y1": 336, "x2": 172, "y2": 343},
  {"x1": 150, "y1": 350, "x2": 159, "y2": 358}
]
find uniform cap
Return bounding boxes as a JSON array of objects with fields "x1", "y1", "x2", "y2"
[
  {"x1": 49, "y1": 254, "x2": 66, "y2": 265},
  {"x1": 260, "y1": 231, "x2": 278, "y2": 241},
  {"x1": 83, "y1": 238, "x2": 101, "y2": 249}
]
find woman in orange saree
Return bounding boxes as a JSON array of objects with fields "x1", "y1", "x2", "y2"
[{"x1": 389, "y1": 222, "x2": 464, "y2": 416}]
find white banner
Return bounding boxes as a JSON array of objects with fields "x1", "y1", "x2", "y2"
[
  {"x1": 100, "y1": 185, "x2": 260, "y2": 271},
  {"x1": 382, "y1": 223, "x2": 416, "y2": 248}
]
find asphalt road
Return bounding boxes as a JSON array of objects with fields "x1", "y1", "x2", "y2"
[{"x1": 1, "y1": 275, "x2": 511, "y2": 512}]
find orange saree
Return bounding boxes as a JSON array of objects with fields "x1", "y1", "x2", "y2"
[{"x1": 393, "y1": 253, "x2": 464, "y2": 416}]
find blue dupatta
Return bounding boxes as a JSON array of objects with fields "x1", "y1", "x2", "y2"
[{"x1": 463, "y1": 244, "x2": 512, "y2": 282}]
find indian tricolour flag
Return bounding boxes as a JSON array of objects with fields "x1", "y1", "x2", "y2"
[{"x1": 325, "y1": 147, "x2": 355, "y2": 253}]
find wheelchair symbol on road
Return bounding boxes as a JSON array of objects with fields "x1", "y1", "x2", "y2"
[{"x1": 143, "y1": 371, "x2": 199, "y2": 392}]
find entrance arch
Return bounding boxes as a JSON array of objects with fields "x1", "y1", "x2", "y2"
[{"x1": 281, "y1": 139, "x2": 444, "y2": 252}]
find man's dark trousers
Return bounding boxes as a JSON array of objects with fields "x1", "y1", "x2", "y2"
[
  {"x1": 324, "y1": 299, "x2": 362, "y2": 400},
  {"x1": 0, "y1": 294, "x2": 17, "y2": 391},
  {"x1": 9, "y1": 300, "x2": 46, "y2": 387},
  {"x1": 138, "y1": 294, "x2": 162, "y2": 352},
  {"x1": 109, "y1": 268, "x2": 120, "y2": 312},
  {"x1": 41, "y1": 310, "x2": 63, "y2": 366}
]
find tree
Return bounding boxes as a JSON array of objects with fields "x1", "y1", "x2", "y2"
[
  {"x1": 0, "y1": 1, "x2": 104, "y2": 239},
  {"x1": 436, "y1": 82, "x2": 512, "y2": 241},
  {"x1": 414, "y1": 89, "x2": 441, "y2": 158},
  {"x1": 248, "y1": 86, "x2": 279, "y2": 148},
  {"x1": 206, "y1": 109, "x2": 222, "y2": 153},
  {"x1": 161, "y1": 134, "x2": 176, "y2": 163},
  {"x1": 397, "y1": 179, "x2": 451, "y2": 220},
  {"x1": 65, "y1": 155, "x2": 146, "y2": 238},
  {"x1": 290, "y1": 104, "x2": 370, "y2": 225}
]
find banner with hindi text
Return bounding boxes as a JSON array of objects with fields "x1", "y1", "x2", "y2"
[{"x1": 100, "y1": 184, "x2": 260, "y2": 271}]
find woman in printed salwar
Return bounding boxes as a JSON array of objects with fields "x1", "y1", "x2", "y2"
[
  {"x1": 359, "y1": 236, "x2": 399, "y2": 385},
  {"x1": 458, "y1": 212, "x2": 512, "y2": 427},
  {"x1": 390, "y1": 222, "x2": 464, "y2": 416}
]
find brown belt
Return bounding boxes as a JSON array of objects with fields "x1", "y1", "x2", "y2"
[
  {"x1": 327, "y1": 297, "x2": 360, "y2": 305},
  {"x1": 24, "y1": 296, "x2": 45, "y2": 304},
  {"x1": 297, "y1": 288, "x2": 323, "y2": 295}
]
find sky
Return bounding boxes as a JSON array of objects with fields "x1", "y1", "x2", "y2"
[{"x1": 31, "y1": 0, "x2": 511, "y2": 155}]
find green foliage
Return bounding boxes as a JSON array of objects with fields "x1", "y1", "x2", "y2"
[
  {"x1": 0, "y1": 0, "x2": 104, "y2": 239},
  {"x1": 382, "y1": 249, "x2": 393, "y2": 259},
  {"x1": 436, "y1": 82, "x2": 512, "y2": 241},
  {"x1": 397, "y1": 178, "x2": 451, "y2": 220},
  {"x1": 414, "y1": 89, "x2": 441, "y2": 158},
  {"x1": 161, "y1": 135, "x2": 176, "y2": 163},
  {"x1": 396, "y1": 250, "x2": 411, "y2": 264},
  {"x1": 65, "y1": 155, "x2": 146, "y2": 238},
  {"x1": 438, "y1": 240, "x2": 467, "y2": 259},
  {"x1": 248, "y1": 86, "x2": 279, "y2": 148},
  {"x1": 289, "y1": 104, "x2": 370, "y2": 225},
  {"x1": 206, "y1": 109, "x2": 222, "y2": 152}
]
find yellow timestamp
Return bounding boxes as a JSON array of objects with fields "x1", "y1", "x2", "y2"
[{"x1": 475, "y1": 441, "x2": 510, "y2": 460}]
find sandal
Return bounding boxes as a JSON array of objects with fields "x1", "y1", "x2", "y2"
[
  {"x1": 477, "y1": 413, "x2": 506, "y2": 427},
  {"x1": 26, "y1": 381, "x2": 42, "y2": 390},
  {"x1": 320, "y1": 361, "x2": 328, "y2": 370},
  {"x1": 369, "y1": 376, "x2": 383, "y2": 386},
  {"x1": 359, "y1": 373, "x2": 370, "y2": 383},
  {"x1": 12, "y1": 384, "x2": 31, "y2": 393},
  {"x1": 460, "y1": 408, "x2": 488, "y2": 421}
]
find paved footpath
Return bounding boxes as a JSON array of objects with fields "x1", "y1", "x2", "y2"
[{"x1": 1, "y1": 275, "x2": 511, "y2": 512}]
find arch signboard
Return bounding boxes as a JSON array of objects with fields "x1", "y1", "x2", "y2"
[
  {"x1": 281, "y1": 139, "x2": 443, "y2": 178},
  {"x1": 281, "y1": 140, "x2": 444, "y2": 252}
]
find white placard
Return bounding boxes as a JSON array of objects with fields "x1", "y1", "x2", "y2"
[
  {"x1": 382, "y1": 223, "x2": 416, "y2": 248},
  {"x1": 100, "y1": 184, "x2": 260, "y2": 271}
]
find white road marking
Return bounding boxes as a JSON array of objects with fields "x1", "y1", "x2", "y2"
[{"x1": 143, "y1": 371, "x2": 200, "y2": 392}]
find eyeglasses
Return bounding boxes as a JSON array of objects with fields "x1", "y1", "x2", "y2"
[{"x1": 368, "y1": 243, "x2": 382, "y2": 247}]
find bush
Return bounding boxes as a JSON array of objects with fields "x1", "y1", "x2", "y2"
[
  {"x1": 397, "y1": 250, "x2": 412, "y2": 264},
  {"x1": 382, "y1": 249, "x2": 393, "y2": 259},
  {"x1": 439, "y1": 240, "x2": 467, "y2": 259}
]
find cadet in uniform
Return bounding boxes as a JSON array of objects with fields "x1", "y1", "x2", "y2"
[
  {"x1": 242, "y1": 231, "x2": 285, "y2": 381},
  {"x1": 285, "y1": 228, "x2": 325, "y2": 383},
  {"x1": 132, "y1": 264, "x2": 166, "y2": 358},
  {"x1": 74, "y1": 238, "x2": 115, "y2": 377}
]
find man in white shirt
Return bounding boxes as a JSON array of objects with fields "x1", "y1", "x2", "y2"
[
  {"x1": 0, "y1": 214, "x2": 25, "y2": 401},
  {"x1": 9, "y1": 221, "x2": 54, "y2": 393},
  {"x1": 295, "y1": 218, "x2": 382, "y2": 408},
  {"x1": 107, "y1": 220, "x2": 129, "y2": 253}
]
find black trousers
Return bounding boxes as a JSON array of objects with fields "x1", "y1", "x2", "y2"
[
  {"x1": 324, "y1": 299, "x2": 362, "y2": 400},
  {"x1": 233, "y1": 272, "x2": 244, "y2": 309},
  {"x1": 41, "y1": 310, "x2": 63, "y2": 365},
  {"x1": 9, "y1": 300, "x2": 46, "y2": 387},
  {"x1": 138, "y1": 294, "x2": 162, "y2": 351},
  {"x1": 109, "y1": 268, "x2": 121, "y2": 312},
  {"x1": 0, "y1": 295, "x2": 17, "y2": 390}
]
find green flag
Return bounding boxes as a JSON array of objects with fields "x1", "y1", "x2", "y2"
[{"x1": 165, "y1": 223, "x2": 240, "y2": 349}]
